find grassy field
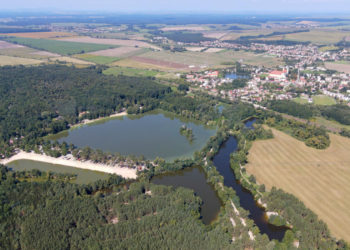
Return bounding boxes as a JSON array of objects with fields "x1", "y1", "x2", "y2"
[
  {"x1": 139, "y1": 50, "x2": 282, "y2": 69},
  {"x1": 103, "y1": 66, "x2": 161, "y2": 77},
  {"x1": 0, "y1": 55, "x2": 43, "y2": 66},
  {"x1": 1, "y1": 32, "x2": 75, "y2": 38},
  {"x1": 314, "y1": 117, "x2": 350, "y2": 131},
  {"x1": 293, "y1": 97, "x2": 309, "y2": 104},
  {"x1": 312, "y1": 95, "x2": 336, "y2": 105},
  {"x1": 325, "y1": 61, "x2": 350, "y2": 74},
  {"x1": 284, "y1": 30, "x2": 349, "y2": 45},
  {"x1": 245, "y1": 127, "x2": 350, "y2": 241},
  {"x1": 3, "y1": 37, "x2": 117, "y2": 55},
  {"x1": 74, "y1": 54, "x2": 120, "y2": 64},
  {"x1": 294, "y1": 95, "x2": 336, "y2": 105}
]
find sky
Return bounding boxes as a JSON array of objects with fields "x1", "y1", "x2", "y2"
[{"x1": 2, "y1": 0, "x2": 350, "y2": 13}]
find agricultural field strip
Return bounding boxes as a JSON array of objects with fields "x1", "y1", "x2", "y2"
[
  {"x1": 58, "y1": 36, "x2": 161, "y2": 50},
  {"x1": 246, "y1": 128, "x2": 350, "y2": 241}
]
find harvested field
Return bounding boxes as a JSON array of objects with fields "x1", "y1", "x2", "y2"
[
  {"x1": 161, "y1": 26, "x2": 208, "y2": 31},
  {"x1": 185, "y1": 47, "x2": 206, "y2": 52},
  {"x1": 131, "y1": 56, "x2": 191, "y2": 70},
  {"x1": 111, "y1": 58, "x2": 185, "y2": 72},
  {"x1": 245, "y1": 127, "x2": 350, "y2": 241},
  {"x1": 325, "y1": 61, "x2": 350, "y2": 74},
  {"x1": 0, "y1": 40, "x2": 23, "y2": 49},
  {"x1": 59, "y1": 37, "x2": 161, "y2": 50},
  {"x1": 285, "y1": 30, "x2": 349, "y2": 45},
  {"x1": 3, "y1": 32, "x2": 75, "y2": 39},
  {"x1": 0, "y1": 55, "x2": 43, "y2": 66},
  {"x1": 140, "y1": 50, "x2": 282, "y2": 68},
  {"x1": 49, "y1": 56, "x2": 94, "y2": 65},
  {"x1": 204, "y1": 48, "x2": 225, "y2": 53},
  {"x1": 89, "y1": 46, "x2": 142, "y2": 57},
  {"x1": 202, "y1": 31, "x2": 228, "y2": 39},
  {"x1": 3, "y1": 37, "x2": 117, "y2": 56}
]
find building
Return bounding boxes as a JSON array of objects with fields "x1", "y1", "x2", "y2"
[{"x1": 269, "y1": 69, "x2": 287, "y2": 81}]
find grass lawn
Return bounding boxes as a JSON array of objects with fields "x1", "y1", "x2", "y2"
[
  {"x1": 75, "y1": 54, "x2": 120, "y2": 64},
  {"x1": 293, "y1": 97, "x2": 309, "y2": 104},
  {"x1": 2, "y1": 37, "x2": 117, "y2": 55},
  {"x1": 245, "y1": 127, "x2": 350, "y2": 241},
  {"x1": 312, "y1": 95, "x2": 336, "y2": 105}
]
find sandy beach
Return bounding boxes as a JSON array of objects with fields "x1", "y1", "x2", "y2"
[
  {"x1": 0, "y1": 151, "x2": 137, "y2": 179},
  {"x1": 73, "y1": 111, "x2": 128, "y2": 128}
]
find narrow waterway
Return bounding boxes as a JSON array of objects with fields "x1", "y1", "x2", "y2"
[
  {"x1": 151, "y1": 166, "x2": 221, "y2": 225},
  {"x1": 212, "y1": 135, "x2": 287, "y2": 241}
]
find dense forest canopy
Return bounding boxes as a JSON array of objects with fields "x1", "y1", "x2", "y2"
[
  {"x1": 0, "y1": 165, "x2": 233, "y2": 249},
  {"x1": 0, "y1": 65, "x2": 172, "y2": 155}
]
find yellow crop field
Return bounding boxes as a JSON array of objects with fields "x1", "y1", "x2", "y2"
[
  {"x1": 245, "y1": 128, "x2": 350, "y2": 241},
  {"x1": 0, "y1": 55, "x2": 43, "y2": 66}
]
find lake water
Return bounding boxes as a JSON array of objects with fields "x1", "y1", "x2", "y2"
[
  {"x1": 7, "y1": 160, "x2": 110, "y2": 184},
  {"x1": 225, "y1": 73, "x2": 250, "y2": 80},
  {"x1": 151, "y1": 166, "x2": 221, "y2": 224},
  {"x1": 51, "y1": 112, "x2": 216, "y2": 162}
]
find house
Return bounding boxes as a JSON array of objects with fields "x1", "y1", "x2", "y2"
[
  {"x1": 269, "y1": 70, "x2": 287, "y2": 80},
  {"x1": 206, "y1": 71, "x2": 219, "y2": 78}
]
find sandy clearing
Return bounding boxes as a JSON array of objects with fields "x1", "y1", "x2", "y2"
[
  {"x1": 204, "y1": 48, "x2": 225, "y2": 53},
  {"x1": 245, "y1": 127, "x2": 350, "y2": 241},
  {"x1": 185, "y1": 47, "x2": 206, "y2": 52},
  {"x1": 59, "y1": 37, "x2": 161, "y2": 50},
  {"x1": 72, "y1": 111, "x2": 127, "y2": 128},
  {"x1": 89, "y1": 47, "x2": 141, "y2": 57},
  {"x1": 1, "y1": 151, "x2": 137, "y2": 179},
  {"x1": 0, "y1": 40, "x2": 23, "y2": 49}
]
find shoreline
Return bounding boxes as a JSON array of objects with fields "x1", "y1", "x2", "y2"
[
  {"x1": 0, "y1": 151, "x2": 137, "y2": 179},
  {"x1": 71, "y1": 111, "x2": 128, "y2": 128}
]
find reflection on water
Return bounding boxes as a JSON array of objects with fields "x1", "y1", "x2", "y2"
[
  {"x1": 151, "y1": 166, "x2": 221, "y2": 224},
  {"x1": 50, "y1": 111, "x2": 216, "y2": 162}
]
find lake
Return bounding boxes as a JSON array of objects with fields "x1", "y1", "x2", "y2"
[
  {"x1": 7, "y1": 160, "x2": 110, "y2": 184},
  {"x1": 151, "y1": 166, "x2": 221, "y2": 224},
  {"x1": 225, "y1": 73, "x2": 250, "y2": 80},
  {"x1": 51, "y1": 112, "x2": 216, "y2": 162}
]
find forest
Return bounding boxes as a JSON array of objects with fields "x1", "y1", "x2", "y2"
[{"x1": 0, "y1": 65, "x2": 220, "y2": 157}]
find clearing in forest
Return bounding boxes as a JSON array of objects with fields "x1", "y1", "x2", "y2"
[{"x1": 245, "y1": 127, "x2": 350, "y2": 242}]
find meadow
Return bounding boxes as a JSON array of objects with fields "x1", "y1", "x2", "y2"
[
  {"x1": 245, "y1": 127, "x2": 350, "y2": 241},
  {"x1": 294, "y1": 95, "x2": 336, "y2": 105},
  {"x1": 3, "y1": 37, "x2": 117, "y2": 55}
]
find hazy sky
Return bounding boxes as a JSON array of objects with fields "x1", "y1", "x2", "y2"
[{"x1": 2, "y1": 0, "x2": 350, "y2": 13}]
